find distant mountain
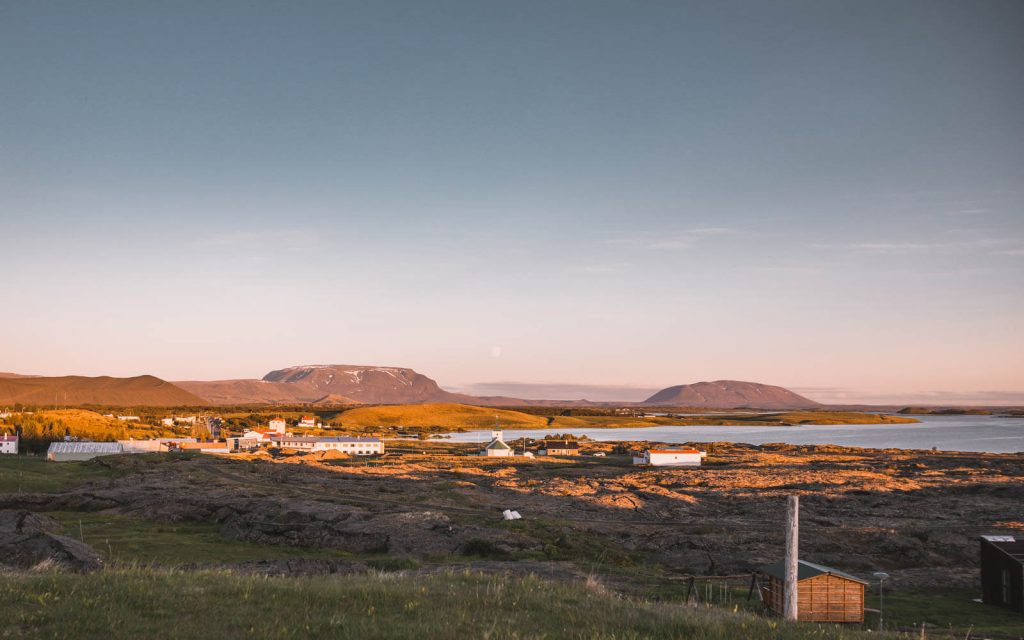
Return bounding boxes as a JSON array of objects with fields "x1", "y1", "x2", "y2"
[
  {"x1": 0, "y1": 375, "x2": 205, "y2": 406},
  {"x1": 172, "y1": 378, "x2": 317, "y2": 405},
  {"x1": 643, "y1": 380, "x2": 821, "y2": 409},
  {"x1": 177, "y1": 364, "x2": 465, "y2": 406}
]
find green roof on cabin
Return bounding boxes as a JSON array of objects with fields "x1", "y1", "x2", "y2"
[
  {"x1": 485, "y1": 439, "x2": 511, "y2": 450},
  {"x1": 759, "y1": 560, "x2": 867, "y2": 585}
]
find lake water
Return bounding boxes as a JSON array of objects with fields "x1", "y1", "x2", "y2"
[{"x1": 437, "y1": 415, "x2": 1024, "y2": 454}]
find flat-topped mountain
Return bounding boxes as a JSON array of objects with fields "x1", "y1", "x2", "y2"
[
  {"x1": 177, "y1": 364, "x2": 463, "y2": 406},
  {"x1": 643, "y1": 380, "x2": 821, "y2": 409},
  {"x1": 265, "y1": 364, "x2": 461, "y2": 404},
  {"x1": 0, "y1": 375, "x2": 204, "y2": 406}
]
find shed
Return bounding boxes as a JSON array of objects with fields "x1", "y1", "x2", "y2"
[
  {"x1": 980, "y1": 535, "x2": 1024, "y2": 612},
  {"x1": 760, "y1": 560, "x2": 866, "y2": 623},
  {"x1": 47, "y1": 441, "x2": 124, "y2": 462}
]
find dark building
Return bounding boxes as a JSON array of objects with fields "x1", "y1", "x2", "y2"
[
  {"x1": 980, "y1": 535, "x2": 1024, "y2": 613},
  {"x1": 540, "y1": 440, "x2": 579, "y2": 456}
]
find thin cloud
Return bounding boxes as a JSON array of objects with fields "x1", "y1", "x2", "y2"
[
  {"x1": 608, "y1": 227, "x2": 736, "y2": 251},
  {"x1": 568, "y1": 263, "x2": 630, "y2": 274},
  {"x1": 193, "y1": 229, "x2": 320, "y2": 252},
  {"x1": 946, "y1": 208, "x2": 991, "y2": 216},
  {"x1": 813, "y1": 236, "x2": 1024, "y2": 256},
  {"x1": 792, "y1": 387, "x2": 1024, "y2": 406},
  {"x1": 453, "y1": 381, "x2": 661, "y2": 402}
]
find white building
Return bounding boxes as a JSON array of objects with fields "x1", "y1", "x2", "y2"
[
  {"x1": 0, "y1": 434, "x2": 17, "y2": 455},
  {"x1": 271, "y1": 436, "x2": 383, "y2": 455},
  {"x1": 47, "y1": 441, "x2": 124, "y2": 462},
  {"x1": 481, "y1": 430, "x2": 512, "y2": 457},
  {"x1": 161, "y1": 418, "x2": 175, "y2": 427},
  {"x1": 242, "y1": 429, "x2": 288, "y2": 443},
  {"x1": 117, "y1": 438, "x2": 196, "y2": 453},
  {"x1": 633, "y1": 448, "x2": 706, "y2": 467},
  {"x1": 227, "y1": 436, "x2": 260, "y2": 452},
  {"x1": 298, "y1": 415, "x2": 317, "y2": 429},
  {"x1": 116, "y1": 416, "x2": 141, "y2": 422},
  {"x1": 268, "y1": 418, "x2": 287, "y2": 433}
]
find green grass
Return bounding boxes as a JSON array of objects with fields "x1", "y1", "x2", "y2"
[
  {"x1": 49, "y1": 511, "x2": 353, "y2": 565},
  {"x1": 866, "y1": 589, "x2": 1024, "y2": 638},
  {"x1": 0, "y1": 569, "x2": 884, "y2": 640},
  {"x1": 0, "y1": 456, "x2": 116, "y2": 493}
]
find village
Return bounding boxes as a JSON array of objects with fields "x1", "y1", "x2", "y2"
[
  {"x1": 1, "y1": 412, "x2": 1021, "y2": 636},
  {"x1": 1, "y1": 413, "x2": 708, "y2": 467}
]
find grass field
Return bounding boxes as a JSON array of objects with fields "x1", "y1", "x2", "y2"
[
  {"x1": 865, "y1": 589, "x2": 1024, "y2": 638},
  {"x1": 48, "y1": 511, "x2": 354, "y2": 565},
  {"x1": 332, "y1": 404, "x2": 918, "y2": 432},
  {"x1": 0, "y1": 569, "x2": 884, "y2": 640},
  {"x1": 335, "y1": 403, "x2": 589, "y2": 430},
  {"x1": 0, "y1": 456, "x2": 116, "y2": 493}
]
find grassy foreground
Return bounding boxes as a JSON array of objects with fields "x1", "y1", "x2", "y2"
[{"x1": 0, "y1": 570, "x2": 878, "y2": 640}]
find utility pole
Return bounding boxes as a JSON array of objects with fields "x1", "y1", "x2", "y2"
[
  {"x1": 873, "y1": 572, "x2": 889, "y2": 631},
  {"x1": 784, "y1": 495, "x2": 799, "y2": 621}
]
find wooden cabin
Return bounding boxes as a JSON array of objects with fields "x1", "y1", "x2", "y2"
[
  {"x1": 979, "y1": 535, "x2": 1024, "y2": 612},
  {"x1": 760, "y1": 560, "x2": 867, "y2": 623}
]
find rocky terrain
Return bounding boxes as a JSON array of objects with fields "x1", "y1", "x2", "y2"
[
  {"x1": 0, "y1": 510, "x2": 102, "y2": 571},
  {"x1": 2, "y1": 442, "x2": 1020, "y2": 592},
  {"x1": 644, "y1": 380, "x2": 822, "y2": 409}
]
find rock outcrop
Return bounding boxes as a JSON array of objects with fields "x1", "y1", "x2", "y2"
[{"x1": 0, "y1": 510, "x2": 102, "y2": 572}]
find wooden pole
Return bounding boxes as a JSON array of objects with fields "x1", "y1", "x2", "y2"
[{"x1": 784, "y1": 495, "x2": 799, "y2": 621}]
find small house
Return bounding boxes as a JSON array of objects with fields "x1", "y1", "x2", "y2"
[
  {"x1": 540, "y1": 440, "x2": 579, "y2": 456},
  {"x1": 299, "y1": 415, "x2": 317, "y2": 429},
  {"x1": 481, "y1": 431, "x2": 512, "y2": 457},
  {"x1": 227, "y1": 436, "x2": 260, "y2": 452},
  {"x1": 47, "y1": 441, "x2": 124, "y2": 462},
  {"x1": 0, "y1": 434, "x2": 18, "y2": 455},
  {"x1": 760, "y1": 560, "x2": 866, "y2": 623},
  {"x1": 633, "y1": 448, "x2": 706, "y2": 467},
  {"x1": 980, "y1": 535, "x2": 1024, "y2": 612},
  {"x1": 268, "y1": 418, "x2": 287, "y2": 433}
]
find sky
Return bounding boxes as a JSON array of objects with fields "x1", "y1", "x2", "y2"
[{"x1": 1, "y1": 1, "x2": 1022, "y2": 404}]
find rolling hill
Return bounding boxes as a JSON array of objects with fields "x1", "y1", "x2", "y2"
[
  {"x1": 643, "y1": 380, "x2": 821, "y2": 409},
  {"x1": 335, "y1": 403, "x2": 586, "y2": 429},
  {"x1": 0, "y1": 375, "x2": 205, "y2": 406}
]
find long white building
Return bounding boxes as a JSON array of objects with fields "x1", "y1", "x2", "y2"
[
  {"x1": 270, "y1": 436, "x2": 383, "y2": 455},
  {"x1": 118, "y1": 438, "x2": 197, "y2": 453},
  {"x1": 47, "y1": 441, "x2": 124, "y2": 462},
  {"x1": 633, "y1": 448, "x2": 706, "y2": 467}
]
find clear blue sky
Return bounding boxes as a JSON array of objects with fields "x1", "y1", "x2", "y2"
[{"x1": 1, "y1": 1, "x2": 1022, "y2": 403}]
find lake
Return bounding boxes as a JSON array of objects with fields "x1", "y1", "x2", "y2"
[{"x1": 437, "y1": 414, "x2": 1024, "y2": 454}]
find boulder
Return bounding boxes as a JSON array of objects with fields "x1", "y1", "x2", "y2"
[{"x1": 0, "y1": 510, "x2": 102, "y2": 572}]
